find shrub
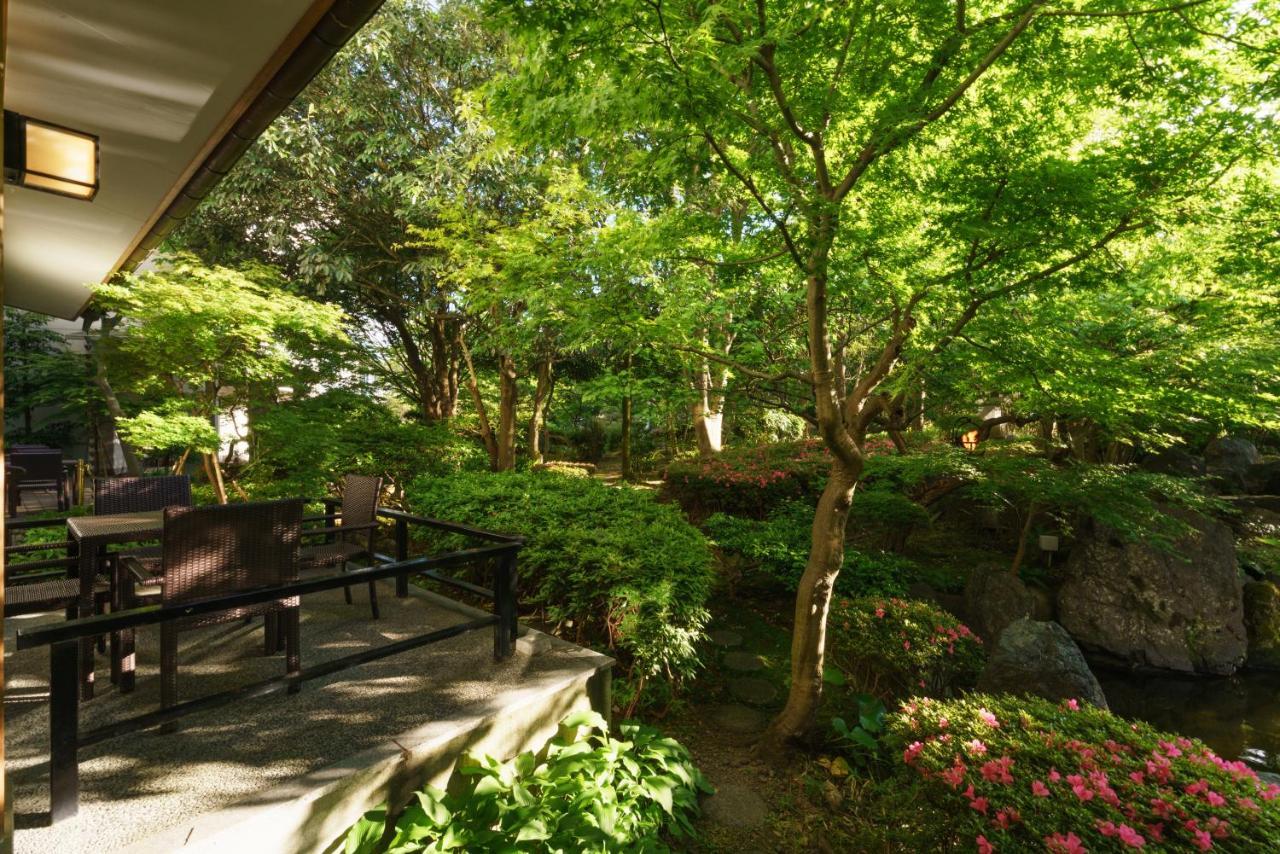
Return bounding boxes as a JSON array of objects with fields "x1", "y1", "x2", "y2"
[
  {"x1": 882, "y1": 693, "x2": 1280, "y2": 852},
  {"x1": 663, "y1": 439, "x2": 833, "y2": 518},
  {"x1": 344, "y1": 710, "x2": 711, "y2": 853},
  {"x1": 242, "y1": 390, "x2": 487, "y2": 499},
  {"x1": 827, "y1": 597, "x2": 984, "y2": 701},
  {"x1": 403, "y1": 471, "x2": 714, "y2": 697},
  {"x1": 705, "y1": 501, "x2": 933, "y2": 597}
]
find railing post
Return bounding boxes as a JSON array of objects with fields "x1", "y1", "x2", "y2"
[
  {"x1": 49, "y1": 639, "x2": 80, "y2": 822},
  {"x1": 493, "y1": 550, "x2": 517, "y2": 661},
  {"x1": 394, "y1": 517, "x2": 408, "y2": 598}
]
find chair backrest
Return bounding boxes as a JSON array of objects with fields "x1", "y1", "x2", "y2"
[
  {"x1": 340, "y1": 474, "x2": 383, "y2": 529},
  {"x1": 161, "y1": 499, "x2": 303, "y2": 605},
  {"x1": 95, "y1": 475, "x2": 192, "y2": 516},
  {"x1": 11, "y1": 450, "x2": 63, "y2": 481}
]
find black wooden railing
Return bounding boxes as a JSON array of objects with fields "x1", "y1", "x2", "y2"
[{"x1": 10, "y1": 507, "x2": 522, "y2": 823}]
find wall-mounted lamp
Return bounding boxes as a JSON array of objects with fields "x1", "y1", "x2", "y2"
[{"x1": 4, "y1": 110, "x2": 99, "y2": 201}]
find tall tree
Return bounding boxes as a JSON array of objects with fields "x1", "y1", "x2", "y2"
[{"x1": 494, "y1": 0, "x2": 1280, "y2": 748}]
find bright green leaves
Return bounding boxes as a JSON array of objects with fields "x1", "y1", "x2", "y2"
[{"x1": 342, "y1": 712, "x2": 711, "y2": 853}]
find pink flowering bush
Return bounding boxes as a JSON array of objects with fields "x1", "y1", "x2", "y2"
[
  {"x1": 884, "y1": 693, "x2": 1280, "y2": 852},
  {"x1": 828, "y1": 597, "x2": 985, "y2": 700}
]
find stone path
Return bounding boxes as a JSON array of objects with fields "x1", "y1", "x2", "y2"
[
  {"x1": 701, "y1": 781, "x2": 768, "y2": 828},
  {"x1": 723, "y1": 651, "x2": 765, "y2": 673}
]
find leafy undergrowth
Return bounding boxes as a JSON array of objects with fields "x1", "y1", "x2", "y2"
[{"x1": 344, "y1": 711, "x2": 710, "y2": 853}]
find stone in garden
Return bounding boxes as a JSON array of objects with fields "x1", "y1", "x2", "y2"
[
  {"x1": 1245, "y1": 461, "x2": 1280, "y2": 496},
  {"x1": 729, "y1": 677, "x2": 777, "y2": 706},
  {"x1": 1244, "y1": 581, "x2": 1280, "y2": 671},
  {"x1": 708, "y1": 628, "x2": 744, "y2": 648},
  {"x1": 963, "y1": 564, "x2": 1042, "y2": 643},
  {"x1": 1205, "y1": 437, "x2": 1261, "y2": 493},
  {"x1": 701, "y1": 781, "x2": 768, "y2": 828},
  {"x1": 1139, "y1": 446, "x2": 1206, "y2": 479},
  {"x1": 723, "y1": 651, "x2": 766, "y2": 673},
  {"x1": 977, "y1": 618, "x2": 1108, "y2": 709},
  {"x1": 711, "y1": 703, "x2": 767, "y2": 734},
  {"x1": 1057, "y1": 507, "x2": 1246, "y2": 675}
]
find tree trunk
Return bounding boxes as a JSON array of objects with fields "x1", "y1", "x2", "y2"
[
  {"x1": 91, "y1": 360, "x2": 142, "y2": 477},
  {"x1": 527, "y1": 355, "x2": 553, "y2": 465},
  {"x1": 692, "y1": 356, "x2": 727, "y2": 459},
  {"x1": 763, "y1": 458, "x2": 861, "y2": 747},
  {"x1": 459, "y1": 335, "x2": 499, "y2": 470},
  {"x1": 496, "y1": 353, "x2": 518, "y2": 472},
  {"x1": 202, "y1": 452, "x2": 228, "y2": 504},
  {"x1": 621, "y1": 353, "x2": 634, "y2": 480}
]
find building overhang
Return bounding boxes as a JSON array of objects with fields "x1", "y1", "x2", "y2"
[{"x1": 3, "y1": 0, "x2": 384, "y2": 319}]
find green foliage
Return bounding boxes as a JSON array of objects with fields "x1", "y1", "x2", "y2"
[
  {"x1": 3, "y1": 309, "x2": 92, "y2": 447},
  {"x1": 117, "y1": 408, "x2": 220, "y2": 454},
  {"x1": 827, "y1": 598, "x2": 984, "y2": 702},
  {"x1": 705, "y1": 500, "x2": 931, "y2": 597},
  {"x1": 961, "y1": 444, "x2": 1225, "y2": 550},
  {"x1": 664, "y1": 440, "x2": 833, "y2": 519},
  {"x1": 343, "y1": 710, "x2": 710, "y2": 853},
  {"x1": 883, "y1": 693, "x2": 1280, "y2": 852},
  {"x1": 831, "y1": 693, "x2": 890, "y2": 772},
  {"x1": 242, "y1": 390, "x2": 487, "y2": 499},
  {"x1": 403, "y1": 471, "x2": 713, "y2": 688}
]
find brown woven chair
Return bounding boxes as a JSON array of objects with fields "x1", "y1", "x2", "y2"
[
  {"x1": 95, "y1": 475, "x2": 192, "y2": 516},
  {"x1": 128, "y1": 499, "x2": 303, "y2": 713},
  {"x1": 9, "y1": 450, "x2": 69, "y2": 515},
  {"x1": 299, "y1": 474, "x2": 382, "y2": 619}
]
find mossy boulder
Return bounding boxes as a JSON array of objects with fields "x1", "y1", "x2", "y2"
[{"x1": 1244, "y1": 580, "x2": 1280, "y2": 670}]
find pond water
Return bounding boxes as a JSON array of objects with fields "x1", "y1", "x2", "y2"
[{"x1": 1097, "y1": 667, "x2": 1280, "y2": 773}]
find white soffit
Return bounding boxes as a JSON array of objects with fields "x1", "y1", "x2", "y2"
[{"x1": 4, "y1": 0, "x2": 323, "y2": 319}]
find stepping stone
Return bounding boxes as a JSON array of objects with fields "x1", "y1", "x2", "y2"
[
  {"x1": 729, "y1": 677, "x2": 777, "y2": 706},
  {"x1": 723, "y1": 651, "x2": 765, "y2": 673},
  {"x1": 712, "y1": 703, "x2": 766, "y2": 734},
  {"x1": 708, "y1": 628, "x2": 743, "y2": 648},
  {"x1": 702, "y1": 781, "x2": 768, "y2": 828}
]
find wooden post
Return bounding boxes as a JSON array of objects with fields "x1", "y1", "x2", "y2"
[
  {"x1": 492, "y1": 551, "x2": 517, "y2": 661},
  {"x1": 1, "y1": 0, "x2": 13, "y2": 844},
  {"x1": 48, "y1": 641, "x2": 80, "y2": 823},
  {"x1": 394, "y1": 516, "x2": 408, "y2": 598}
]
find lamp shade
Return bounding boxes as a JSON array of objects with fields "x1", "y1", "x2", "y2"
[{"x1": 4, "y1": 110, "x2": 99, "y2": 200}]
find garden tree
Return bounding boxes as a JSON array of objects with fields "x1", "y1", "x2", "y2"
[
  {"x1": 415, "y1": 163, "x2": 659, "y2": 470},
  {"x1": 494, "y1": 0, "x2": 1280, "y2": 748},
  {"x1": 92, "y1": 257, "x2": 347, "y2": 502},
  {"x1": 2, "y1": 309, "x2": 92, "y2": 446},
  {"x1": 169, "y1": 0, "x2": 502, "y2": 424},
  {"x1": 927, "y1": 166, "x2": 1280, "y2": 455}
]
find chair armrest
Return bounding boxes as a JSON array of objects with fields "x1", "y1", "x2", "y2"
[
  {"x1": 302, "y1": 521, "x2": 378, "y2": 538},
  {"x1": 302, "y1": 513, "x2": 341, "y2": 524},
  {"x1": 120, "y1": 555, "x2": 156, "y2": 585}
]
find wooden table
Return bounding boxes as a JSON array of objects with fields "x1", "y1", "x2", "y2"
[{"x1": 67, "y1": 511, "x2": 163, "y2": 699}]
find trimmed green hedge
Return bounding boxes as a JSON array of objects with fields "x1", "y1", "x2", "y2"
[{"x1": 404, "y1": 471, "x2": 714, "y2": 691}]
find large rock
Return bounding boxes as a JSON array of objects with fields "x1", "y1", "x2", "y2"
[
  {"x1": 1244, "y1": 581, "x2": 1280, "y2": 671},
  {"x1": 1245, "y1": 461, "x2": 1280, "y2": 496},
  {"x1": 1140, "y1": 446, "x2": 1206, "y2": 479},
  {"x1": 977, "y1": 619, "x2": 1108, "y2": 709},
  {"x1": 1057, "y1": 508, "x2": 1246, "y2": 675},
  {"x1": 1205, "y1": 437, "x2": 1261, "y2": 493},
  {"x1": 964, "y1": 565, "x2": 1044, "y2": 643}
]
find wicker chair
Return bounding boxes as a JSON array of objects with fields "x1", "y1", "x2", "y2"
[
  {"x1": 129, "y1": 499, "x2": 304, "y2": 713},
  {"x1": 299, "y1": 474, "x2": 382, "y2": 619},
  {"x1": 95, "y1": 475, "x2": 192, "y2": 516},
  {"x1": 8, "y1": 450, "x2": 69, "y2": 515}
]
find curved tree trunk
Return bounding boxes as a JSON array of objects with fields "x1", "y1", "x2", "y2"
[
  {"x1": 763, "y1": 458, "x2": 861, "y2": 748},
  {"x1": 527, "y1": 355, "x2": 553, "y2": 465},
  {"x1": 459, "y1": 335, "x2": 499, "y2": 470},
  {"x1": 496, "y1": 354, "x2": 518, "y2": 472}
]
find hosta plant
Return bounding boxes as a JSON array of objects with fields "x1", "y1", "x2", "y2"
[
  {"x1": 883, "y1": 694, "x2": 1280, "y2": 852},
  {"x1": 343, "y1": 711, "x2": 711, "y2": 853}
]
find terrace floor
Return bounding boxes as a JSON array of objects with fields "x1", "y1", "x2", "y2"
[{"x1": 5, "y1": 581, "x2": 611, "y2": 854}]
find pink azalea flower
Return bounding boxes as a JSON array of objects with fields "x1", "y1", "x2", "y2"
[
  {"x1": 1205, "y1": 790, "x2": 1226, "y2": 807},
  {"x1": 903, "y1": 741, "x2": 924, "y2": 765},
  {"x1": 1129, "y1": 771, "x2": 1145, "y2": 785},
  {"x1": 940, "y1": 764, "x2": 966, "y2": 788},
  {"x1": 874, "y1": 607, "x2": 886, "y2": 618},
  {"x1": 968, "y1": 795, "x2": 989, "y2": 815},
  {"x1": 1238, "y1": 797, "x2": 1259, "y2": 811},
  {"x1": 978, "y1": 708, "x2": 1000, "y2": 728},
  {"x1": 1097, "y1": 820, "x2": 1118, "y2": 837},
  {"x1": 1045, "y1": 832, "x2": 1087, "y2": 854},
  {"x1": 1032, "y1": 780, "x2": 1051, "y2": 798},
  {"x1": 1192, "y1": 829, "x2": 1213, "y2": 851},
  {"x1": 1116, "y1": 825, "x2": 1145, "y2": 848},
  {"x1": 1065, "y1": 699, "x2": 1080, "y2": 711},
  {"x1": 965, "y1": 739, "x2": 988, "y2": 756},
  {"x1": 994, "y1": 807, "x2": 1020, "y2": 829},
  {"x1": 1048, "y1": 768, "x2": 1062, "y2": 783},
  {"x1": 1261, "y1": 783, "x2": 1280, "y2": 801},
  {"x1": 939, "y1": 717, "x2": 949, "y2": 729},
  {"x1": 976, "y1": 835, "x2": 994, "y2": 854}
]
